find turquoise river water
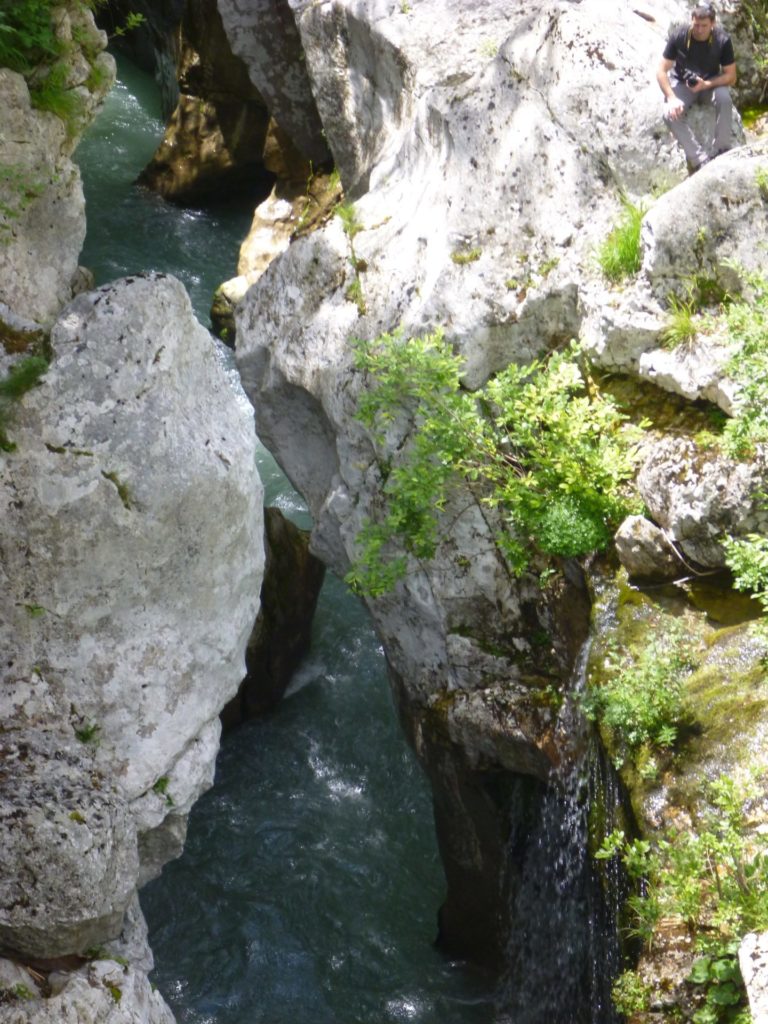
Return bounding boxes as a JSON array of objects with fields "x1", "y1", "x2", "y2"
[{"x1": 75, "y1": 57, "x2": 496, "y2": 1024}]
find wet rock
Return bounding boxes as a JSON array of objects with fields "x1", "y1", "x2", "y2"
[
  {"x1": 223, "y1": 506, "x2": 326, "y2": 724},
  {"x1": 96, "y1": 0, "x2": 185, "y2": 117}
]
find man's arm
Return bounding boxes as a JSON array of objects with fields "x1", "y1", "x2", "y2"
[
  {"x1": 657, "y1": 57, "x2": 686, "y2": 120},
  {"x1": 656, "y1": 57, "x2": 677, "y2": 99},
  {"x1": 708, "y1": 62, "x2": 736, "y2": 88}
]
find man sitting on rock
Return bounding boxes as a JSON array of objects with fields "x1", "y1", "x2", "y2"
[{"x1": 656, "y1": 2, "x2": 736, "y2": 174}]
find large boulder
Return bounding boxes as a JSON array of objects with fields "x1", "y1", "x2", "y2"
[{"x1": 0, "y1": 274, "x2": 264, "y2": 956}]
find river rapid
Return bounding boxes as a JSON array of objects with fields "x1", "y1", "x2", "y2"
[{"x1": 75, "y1": 56, "x2": 495, "y2": 1024}]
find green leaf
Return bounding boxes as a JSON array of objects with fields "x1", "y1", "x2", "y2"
[{"x1": 689, "y1": 957, "x2": 712, "y2": 985}]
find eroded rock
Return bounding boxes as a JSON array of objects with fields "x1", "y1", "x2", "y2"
[
  {"x1": 0, "y1": 274, "x2": 263, "y2": 983},
  {"x1": 0, "y1": 730, "x2": 138, "y2": 960},
  {"x1": 0, "y1": 5, "x2": 114, "y2": 325}
]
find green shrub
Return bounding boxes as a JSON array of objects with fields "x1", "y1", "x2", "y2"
[
  {"x1": 610, "y1": 970, "x2": 651, "y2": 1016},
  {"x1": 584, "y1": 625, "x2": 696, "y2": 768},
  {"x1": 0, "y1": 1, "x2": 60, "y2": 73},
  {"x1": 0, "y1": 163, "x2": 46, "y2": 243},
  {"x1": 597, "y1": 775, "x2": 768, "y2": 1022},
  {"x1": 716, "y1": 273, "x2": 768, "y2": 457},
  {"x1": 723, "y1": 533, "x2": 768, "y2": 615},
  {"x1": 597, "y1": 200, "x2": 645, "y2": 283},
  {"x1": 348, "y1": 330, "x2": 644, "y2": 594}
]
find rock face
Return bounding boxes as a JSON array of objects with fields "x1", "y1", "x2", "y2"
[
  {"x1": 234, "y1": 0, "x2": 685, "y2": 963},
  {"x1": 231, "y1": 0, "x2": 767, "y2": 986},
  {"x1": 0, "y1": 5, "x2": 114, "y2": 324},
  {"x1": 137, "y1": 0, "x2": 273, "y2": 204},
  {"x1": 0, "y1": 275, "x2": 264, "y2": 1016}
]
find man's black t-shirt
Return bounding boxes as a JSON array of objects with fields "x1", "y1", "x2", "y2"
[{"x1": 663, "y1": 24, "x2": 735, "y2": 81}]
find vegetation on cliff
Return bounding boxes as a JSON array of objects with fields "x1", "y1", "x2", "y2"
[
  {"x1": 348, "y1": 329, "x2": 644, "y2": 595},
  {"x1": 0, "y1": 0, "x2": 136, "y2": 132},
  {"x1": 0, "y1": 354, "x2": 48, "y2": 450},
  {"x1": 599, "y1": 774, "x2": 767, "y2": 1024}
]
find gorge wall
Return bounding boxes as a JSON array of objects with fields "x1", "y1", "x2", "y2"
[
  {"x1": 3, "y1": 0, "x2": 768, "y2": 1021},
  {"x1": 221, "y1": 0, "x2": 768, "y2": 1019},
  {"x1": 0, "y1": 5, "x2": 264, "y2": 1021}
]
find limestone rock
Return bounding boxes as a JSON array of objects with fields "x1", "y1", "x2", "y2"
[
  {"x1": 740, "y1": 932, "x2": 768, "y2": 1024},
  {"x1": 137, "y1": 0, "x2": 271, "y2": 204},
  {"x1": 0, "y1": 730, "x2": 138, "y2": 959},
  {"x1": 215, "y1": 0, "x2": 329, "y2": 164},
  {"x1": 0, "y1": 6, "x2": 114, "y2": 325},
  {"x1": 615, "y1": 515, "x2": 681, "y2": 582},
  {"x1": 0, "y1": 271, "x2": 264, "y2": 828},
  {"x1": 636, "y1": 437, "x2": 768, "y2": 566}
]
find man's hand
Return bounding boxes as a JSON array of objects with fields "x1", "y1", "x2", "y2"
[
  {"x1": 689, "y1": 76, "x2": 710, "y2": 94},
  {"x1": 666, "y1": 96, "x2": 686, "y2": 121}
]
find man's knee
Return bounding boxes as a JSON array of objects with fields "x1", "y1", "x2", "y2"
[{"x1": 712, "y1": 86, "x2": 732, "y2": 111}]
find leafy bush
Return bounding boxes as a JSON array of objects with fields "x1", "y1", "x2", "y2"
[
  {"x1": 716, "y1": 273, "x2": 768, "y2": 457},
  {"x1": 348, "y1": 330, "x2": 643, "y2": 594},
  {"x1": 0, "y1": 1, "x2": 60, "y2": 73},
  {"x1": 597, "y1": 200, "x2": 645, "y2": 283},
  {"x1": 723, "y1": 533, "x2": 768, "y2": 615},
  {"x1": 597, "y1": 775, "x2": 768, "y2": 1023},
  {"x1": 584, "y1": 625, "x2": 696, "y2": 768}
]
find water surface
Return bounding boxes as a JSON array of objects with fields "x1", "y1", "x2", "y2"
[{"x1": 76, "y1": 56, "x2": 495, "y2": 1024}]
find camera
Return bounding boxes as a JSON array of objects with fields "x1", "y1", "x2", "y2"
[{"x1": 682, "y1": 70, "x2": 701, "y2": 87}]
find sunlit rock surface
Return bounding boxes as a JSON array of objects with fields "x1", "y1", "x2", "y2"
[
  {"x1": 0, "y1": 5, "x2": 114, "y2": 324},
  {"x1": 0, "y1": 274, "x2": 263, "y2": 1018}
]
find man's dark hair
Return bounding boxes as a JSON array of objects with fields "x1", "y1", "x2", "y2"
[{"x1": 692, "y1": 3, "x2": 716, "y2": 16}]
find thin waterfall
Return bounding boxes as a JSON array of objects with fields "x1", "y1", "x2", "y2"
[{"x1": 496, "y1": 642, "x2": 625, "y2": 1024}]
